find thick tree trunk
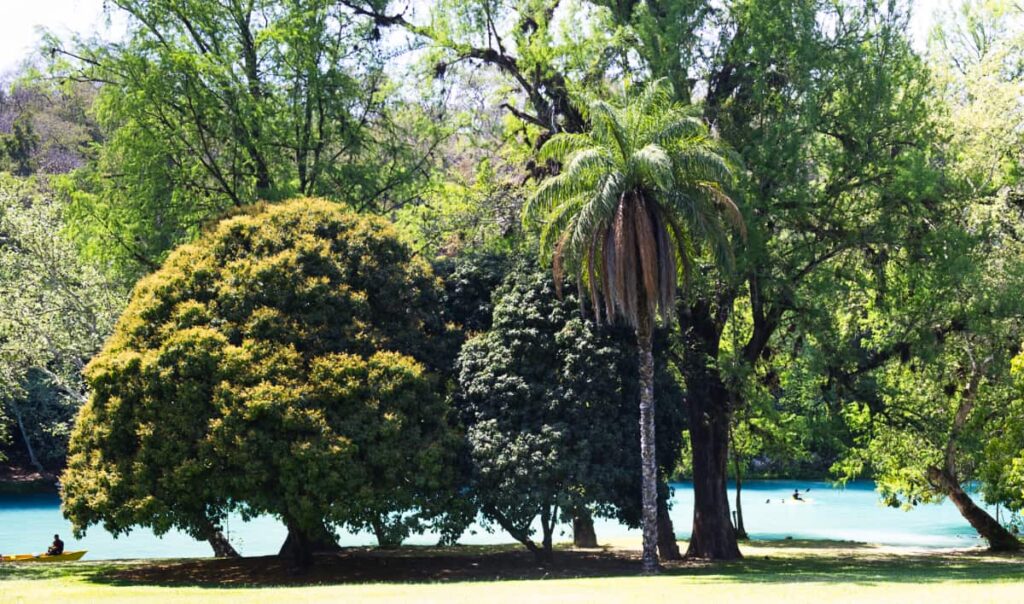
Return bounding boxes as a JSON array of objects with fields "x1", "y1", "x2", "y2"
[
  {"x1": 278, "y1": 521, "x2": 341, "y2": 567},
  {"x1": 928, "y1": 467, "x2": 1021, "y2": 552},
  {"x1": 572, "y1": 509, "x2": 598, "y2": 548},
  {"x1": 679, "y1": 331, "x2": 742, "y2": 560},
  {"x1": 636, "y1": 311, "x2": 660, "y2": 572},
  {"x1": 279, "y1": 525, "x2": 314, "y2": 568},
  {"x1": 197, "y1": 518, "x2": 239, "y2": 558},
  {"x1": 656, "y1": 488, "x2": 682, "y2": 560},
  {"x1": 685, "y1": 395, "x2": 740, "y2": 559}
]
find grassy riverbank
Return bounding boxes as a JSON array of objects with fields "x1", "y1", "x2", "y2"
[{"x1": 2, "y1": 540, "x2": 1022, "y2": 603}]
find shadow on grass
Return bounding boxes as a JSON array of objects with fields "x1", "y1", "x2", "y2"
[
  {"x1": 741, "y1": 539, "x2": 874, "y2": 550},
  {"x1": 1, "y1": 542, "x2": 1021, "y2": 590}
]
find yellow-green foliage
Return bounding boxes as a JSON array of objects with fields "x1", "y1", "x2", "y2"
[{"x1": 62, "y1": 198, "x2": 455, "y2": 545}]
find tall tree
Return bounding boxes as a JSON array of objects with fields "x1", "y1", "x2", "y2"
[
  {"x1": 523, "y1": 80, "x2": 742, "y2": 571},
  {"x1": 61, "y1": 198, "x2": 459, "y2": 564},
  {"x1": 52, "y1": 0, "x2": 446, "y2": 279},
  {"x1": 455, "y1": 262, "x2": 685, "y2": 562},
  {"x1": 830, "y1": 208, "x2": 1024, "y2": 551},
  {"x1": 0, "y1": 175, "x2": 124, "y2": 471},
  {"x1": 358, "y1": 0, "x2": 940, "y2": 561},
  {"x1": 827, "y1": 0, "x2": 1024, "y2": 552}
]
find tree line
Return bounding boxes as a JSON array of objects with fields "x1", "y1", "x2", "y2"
[{"x1": 1, "y1": 0, "x2": 1023, "y2": 569}]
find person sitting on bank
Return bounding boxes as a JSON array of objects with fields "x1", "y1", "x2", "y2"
[
  {"x1": 46, "y1": 534, "x2": 64, "y2": 556},
  {"x1": 792, "y1": 489, "x2": 803, "y2": 501}
]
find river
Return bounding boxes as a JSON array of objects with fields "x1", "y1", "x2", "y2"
[{"x1": 0, "y1": 480, "x2": 997, "y2": 559}]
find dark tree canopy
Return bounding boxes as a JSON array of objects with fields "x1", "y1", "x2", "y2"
[
  {"x1": 61, "y1": 198, "x2": 458, "y2": 561},
  {"x1": 454, "y1": 263, "x2": 683, "y2": 561}
]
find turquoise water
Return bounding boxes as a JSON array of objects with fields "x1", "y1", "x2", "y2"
[{"x1": 0, "y1": 480, "x2": 994, "y2": 559}]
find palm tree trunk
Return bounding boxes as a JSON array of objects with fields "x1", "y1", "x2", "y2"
[{"x1": 636, "y1": 308, "x2": 659, "y2": 572}]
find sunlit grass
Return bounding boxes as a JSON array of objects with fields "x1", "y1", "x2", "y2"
[{"x1": 1, "y1": 540, "x2": 1021, "y2": 603}]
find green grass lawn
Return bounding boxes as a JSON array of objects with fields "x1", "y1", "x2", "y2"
[{"x1": 2, "y1": 540, "x2": 1021, "y2": 603}]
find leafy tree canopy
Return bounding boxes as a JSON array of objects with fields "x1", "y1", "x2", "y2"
[
  {"x1": 61, "y1": 198, "x2": 459, "y2": 561},
  {"x1": 52, "y1": 0, "x2": 448, "y2": 280},
  {"x1": 455, "y1": 262, "x2": 684, "y2": 561},
  {"x1": 0, "y1": 175, "x2": 123, "y2": 470}
]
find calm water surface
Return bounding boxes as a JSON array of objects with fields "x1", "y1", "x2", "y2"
[{"x1": 0, "y1": 480, "x2": 994, "y2": 559}]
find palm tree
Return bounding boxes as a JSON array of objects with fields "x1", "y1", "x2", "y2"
[{"x1": 523, "y1": 80, "x2": 744, "y2": 572}]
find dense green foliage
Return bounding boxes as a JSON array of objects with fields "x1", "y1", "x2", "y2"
[
  {"x1": 52, "y1": 0, "x2": 445, "y2": 279},
  {"x1": 0, "y1": 175, "x2": 123, "y2": 470},
  {"x1": 456, "y1": 264, "x2": 683, "y2": 559},
  {"x1": 61, "y1": 199, "x2": 459, "y2": 559},
  {"x1": 0, "y1": 0, "x2": 1023, "y2": 564},
  {"x1": 523, "y1": 79, "x2": 742, "y2": 566}
]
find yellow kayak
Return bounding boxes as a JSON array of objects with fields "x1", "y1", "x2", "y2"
[{"x1": 1, "y1": 551, "x2": 87, "y2": 563}]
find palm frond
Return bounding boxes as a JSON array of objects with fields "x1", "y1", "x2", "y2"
[
  {"x1": 655, "y1": 115, "x2": 706, "y2": 146},
  {"x1": 672, "y1": 145, "x2": 735, "y2": 188},
  {"x1": 562, "y1": 147, "x2": 614, "y2": 184},
  {"x1": 697, "y1": 182, "x2": 746, "y2": 239},
  {"x1": 630, "y1": 144, "x2": 675, "y2": 192},
  {"x1": 522, "y1": 76, "x2": 745, "y2": 329},
  {"x1": 538, "y1": 195, "x2": 585, "y2": 261},
  {"x1": 588, "y1": 100, "x2": 630, "y2": 162},
  {"x1": 586, "y1": 230, "x2": 604, "y2": 324},
  {"x1": 523, "y1": 173, "x2": 584, "y2": 226},
  {"x1": 569, "y1": 172, "x2": 624, "y2": 254},
  {"x1": 538, "y1": 132, "x2": 595, "y2": 163}
]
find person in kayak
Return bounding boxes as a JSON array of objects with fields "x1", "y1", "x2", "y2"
[
  {"x1": 792, "y1": 489, "x2": 804, "y2": 501},
  {"x1": 46, "y1": 534, "x2": 64, "y2": 556}
]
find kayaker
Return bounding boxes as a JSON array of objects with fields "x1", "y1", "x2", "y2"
[
  {"x1": 46, "y1": 534, "x2": 64, "y2": 556},
  {"x1": 792, "y1": 489, "x2": 803, "y2": 501}
]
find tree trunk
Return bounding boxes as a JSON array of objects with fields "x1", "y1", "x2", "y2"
[
  {"x1": 685, "y1": 393, "x2": 741, "y2": 559},
  {"x1": 486, "y1": 505, "x2": 551, "y2": 564},
  {"x1": 636, "y1": 310, "x2": 660, "y2": 572},
  {"x1": 679, "y1": 330, "x2": 742, "y2": 560},
  {"x1": 657, "y1": 488, "x2": 682, "y2": 560},
  {"x1": 9, "y1": 401, "x2": 44, "y2": 473},
  {"x1": 540, "y1": 504, "x2": 554, "y2": 562},
  {"x1": 279, "y1": 525, "x2": 314, "y2": 568},
  {"x1": 572, "y1": 509, "x2": 598, "y2": 548},
  {"x1": 928, "y1": 467, "x2": 1021, "y2": 552},
  {"x1": 207, "y1": 529, "x2": 240, "y2": 558},
  {"x1": 732, "y1": 443, "x2": 748, "y2": 540},
  {"x1": 371, "y1": 516, "x2": 403, "y2": 549},
  {"x1": 278, "y1": 521, "x2": 340, "y2": 567},
  {"x1": 197, "y1": 518, "x2": 239, "y2": 558}
]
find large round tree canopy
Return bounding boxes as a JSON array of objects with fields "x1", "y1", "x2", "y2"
[{"x1": 62, "y1": 198, "x2": 454, "y2": 546}]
